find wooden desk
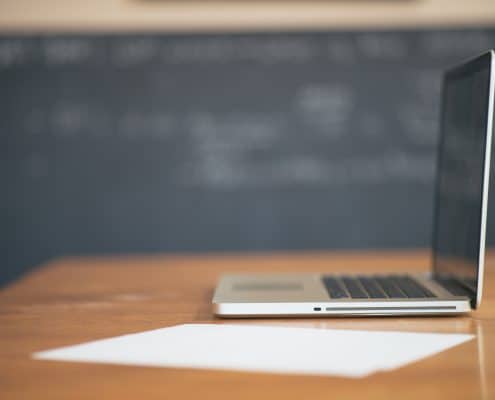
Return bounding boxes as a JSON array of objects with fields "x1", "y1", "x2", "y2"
[{"x1": 1, "y1": 251, "x2": 495, "y2": 399}]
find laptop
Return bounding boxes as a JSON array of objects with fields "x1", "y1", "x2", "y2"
[{"x1": 213, "y1": 50, "x2": 495, "y2": 317}]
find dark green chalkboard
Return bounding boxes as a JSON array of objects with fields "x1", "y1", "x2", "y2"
[{"x1": 2, "y1": 28, "x2": 495, "y2": 285}]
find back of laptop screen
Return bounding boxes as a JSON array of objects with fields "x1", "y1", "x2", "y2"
[{"x1": 433, "y1": 52, "x2": 493, "y2": 305}]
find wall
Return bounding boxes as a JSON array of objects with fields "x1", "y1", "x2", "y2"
[{"x1": 0, "y1": 0, "x2": 495, "y2": 32}]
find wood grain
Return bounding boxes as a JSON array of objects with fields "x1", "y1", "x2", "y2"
[{"x1": 1, "y1": 250, "x2": 495, "y2": 399}]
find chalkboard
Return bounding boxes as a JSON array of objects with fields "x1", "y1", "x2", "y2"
[{"x1": 2, "y1": 28, "x2": 495, "y2": 285}]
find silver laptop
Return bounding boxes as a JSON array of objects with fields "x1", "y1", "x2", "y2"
[{"x1": 213, "y1": 50, "x2": 495, "y2": 317}]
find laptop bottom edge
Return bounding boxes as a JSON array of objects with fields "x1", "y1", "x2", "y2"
[{"x1": 214, "y1": 300, "x2": 471, "y2": 318}]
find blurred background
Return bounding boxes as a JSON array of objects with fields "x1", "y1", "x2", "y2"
[{"x1": 2, "y1": 0, "x2": 495, "y2": 286}]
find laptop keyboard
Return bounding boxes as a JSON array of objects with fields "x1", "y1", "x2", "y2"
[{"x1": 322, "y1": 275, "x2": 436, "y2": 299}]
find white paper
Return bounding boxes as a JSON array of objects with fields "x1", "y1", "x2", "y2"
[{"x1": 33, "y1": 324, "x2": 473, "y2": 378}]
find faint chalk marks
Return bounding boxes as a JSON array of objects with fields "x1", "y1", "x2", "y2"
[
  {"x1": 0, "y1": 39, "x2": 31, "y2": 68},
  {"x1": 110, "y1": 38, "x2": 158, "y2": 67},
  {"x1": 358, "y1": 111, "x2": 386, "y2": 140},
  {"x1": 118, "y1": 111, "x2": 176, "y2": 140},
  {"x1": 188, "y1": 111, "x2": 282, "y2": 151},
  {"x1": 182, "y1": 111, "x2": 284, "y2": 187},
  {"x1": 51, "y1": 104, "x2": 89, "y2": 136},
  {"x1": 42, "y1": 38, "x2": 94, "y2": 65},
  {"x1": 165, "y1": 37, "x2": 236, "y2": 63},
  {"x1": 397, "y1": 105, "x2": 439, "y2": 146},
  {"x1": 397, "y1": 71, "x2": 441, "y2": 146},
  {"x1": 356, "y1": 34, "x2": 408, "y2": 60},
  {"x1": 24, "y1": 109, "x2": 47, "y2": 135},
  {"x1": 420, "y1": 31, "x2": 494, "y2": 58},
  {"x1": 50, "y1": 103, "x2": 111, "y2": 137},
  {"x1": 327, "y1": 38, "x2": 356, "y2": 63},
  {"x1": 164, "y1": 37, "x2": 315, "y2": 64},
  {"x1": 270, "y1": 157, "x2": 329, "y2": 184},
  {"x1": 297, "y1": 84, "x2": 354, "y2": 139},
  {"x1": 238, "y1": 38, "x2": 316, "y2": 64}
]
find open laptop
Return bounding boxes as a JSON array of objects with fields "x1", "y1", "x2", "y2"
[{"x1": 213, "y1": 50, "x2": 495, "y2": 317}]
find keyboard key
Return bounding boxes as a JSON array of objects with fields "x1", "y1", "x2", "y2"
[
  {"x1": 374, "y1": 277, "x2": 407, "y2": 298},
  {"x1": 357, "y1": 277, "x2": 387, "y2": 298},
  {"x1": 402, "y1": 276, "x2": 435, "y2": 298},
  {"x1": 389, "y1": 276, "x2": 427, "y2": 298},
  {"x1": 341, "y1": 277, "x2": 369, "y2": 298},
  {"x1": 322, "y1": 277, "x2": 349, "y2": 299},
  {"x1": 323, "y1": 274, "x2": 437, "y2": 300}
]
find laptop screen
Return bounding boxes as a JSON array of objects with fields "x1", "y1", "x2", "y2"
[{"x1": 432, "y1": 51, "x2": 494, "y2": 308}]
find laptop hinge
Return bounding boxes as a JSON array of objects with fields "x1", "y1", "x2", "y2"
[{"x1": 432, "y1": 274, "x2": 476, "y2": 308}]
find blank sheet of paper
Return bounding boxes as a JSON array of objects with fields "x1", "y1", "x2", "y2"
[{"x1": 33, "y1": 324, "x2": 473, "y2": 378}]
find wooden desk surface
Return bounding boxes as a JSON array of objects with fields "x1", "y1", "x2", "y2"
[{"x1": 1, "y1": 250, "x2": 495, "y2": 399}]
